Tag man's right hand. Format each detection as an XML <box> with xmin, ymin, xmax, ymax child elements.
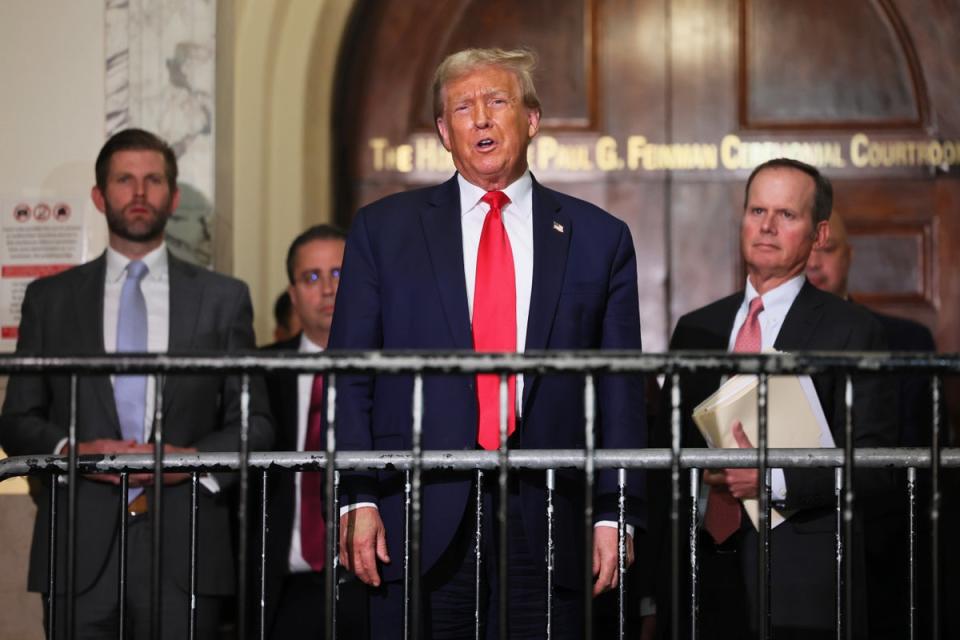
<box><xmin>339</xmin><ymin>506</ymin><xmax>390</xmax><ymax>587</ymax></box>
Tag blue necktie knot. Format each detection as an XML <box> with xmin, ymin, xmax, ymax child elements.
<box><xmin>126</xmin><ymin>259</ymin><xmax>148</xmax><ymax>282</ymax></box>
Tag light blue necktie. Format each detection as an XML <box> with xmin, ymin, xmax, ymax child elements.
<box><xmin>114</xmin><ymin>260</ymin><xmax>148</xmax><ymax>499</ymax></box>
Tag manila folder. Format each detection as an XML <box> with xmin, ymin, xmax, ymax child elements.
<box><xmin>692</xmin><ymin>374</ymin><xmax>832</xmax><ymax>530</ymax></box>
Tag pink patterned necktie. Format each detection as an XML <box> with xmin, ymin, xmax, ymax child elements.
<box><xmin>473</xmin><ymin>191</ymin><xmax>517</xmax><ymax>450</ymax></box>
<box><xmin>301</xmin><ymin>374</ymin><xmax>326</xmax><ymax>571</ymax></box>
<box><xmin>704</xmin><ymin>296</ymin><xmax>764</xmax><ymax>544</ymax></box>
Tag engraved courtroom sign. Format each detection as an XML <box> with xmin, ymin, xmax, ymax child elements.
<box><xmin>367</xmin><ymin>132</ymin><xmax>960</xmax><ymax>179</ymax></box>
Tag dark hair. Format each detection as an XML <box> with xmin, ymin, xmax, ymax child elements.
<box><xmin>95</xmin><ymin>128</ymin><xmax>178</xmax><ymax>192</ymax></box>
<box><xmin>273</xmin><ymin>291</ymin><xmax>295</xmax><ymax>330</ymax></box>
<box><xmin>743</xmin><ymin>158</ymin><xmax>833</xmax><ymax>225</ymax></box>
<box><xmin>285</xmin><ymin>224</ymin><xmax>348</xmax><ymax>284</ymax></box>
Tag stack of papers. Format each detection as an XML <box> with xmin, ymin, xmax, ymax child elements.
<box><xmin>692</xmin><ymin>374</ymin><xmax>834</xmax><ymax>529</ymax></box>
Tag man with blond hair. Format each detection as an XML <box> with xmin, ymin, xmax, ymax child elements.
<box><xmin>331</xmin><ymin>48</ymin><xmax>646</xmax><ymax>638</ymax></box>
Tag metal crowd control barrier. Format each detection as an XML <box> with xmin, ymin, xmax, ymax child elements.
<box><xmin>0</xmin><ymin>351</ymin><xmax>957</xmax><ymax>640</ymax></box>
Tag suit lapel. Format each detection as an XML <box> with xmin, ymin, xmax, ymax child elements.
<box><xmin>165</xmin><ymin>252</ymin><xmax>204</xmax><ymax>409</ymax></box>
<box><xmin>774</xmin><ymin>281</ymin><xmax>824</xmax><ymax>351</ymax></box>
<box><xmin>522</xmin><ymin>179</ymin><xmax>570</xmax><ymax>411</ymax></box>
<box><xmin>75</xmin><ymin>254</ymin><xmax>121</xmax><ymax>432</ymax></box>
<box><xmin>420</xmin><ymin>176</ymin><xmax>473</xmax><ymax>349</ymax></box>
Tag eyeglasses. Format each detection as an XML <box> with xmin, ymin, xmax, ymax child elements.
<box><xmin>296</xmin><ymin>268</ymin><xmax>341</xmax><ymax>287</ymax></box>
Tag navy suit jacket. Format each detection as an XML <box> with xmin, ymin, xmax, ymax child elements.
<box><xmin>329</xmin><ymin>174</ymin><xmax>646</xmax><ymax>588</ymax></box>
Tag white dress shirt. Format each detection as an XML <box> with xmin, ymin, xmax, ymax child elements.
<box><xmin>288</xmin><ymin>333</ymin><xmax>324</xmax><ymax>573</ymax></box>
<box><xmin>728</xmin><ymin>274</ymin><xmax>808</xmax><ymax>501</ymax></box>
<box><xmin>458</xmin><ymin>171</ymin><xmax>534</xmax><ymax>410</ymax></box>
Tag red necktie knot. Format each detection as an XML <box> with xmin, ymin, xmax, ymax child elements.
<box><xmin>481</xmin><ymin>190</ymin><xmax>510</xmax><ymax>215</ymax></box>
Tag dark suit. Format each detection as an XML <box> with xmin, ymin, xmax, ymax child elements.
<box><xmin>651</xmin><ymin>281</ymin><xmax>897</xmax><ymax>638</ymax></box>
<box><xmin>0</xmin><ymin>251</ymin><xmax>273</xmax><ymax>637</ymax></box>
<box><xmin>329</xmin><ymin>174</ymin><xmax>646</xmax><ymax>634</ymax></box>
<box><xmin>859</xmin><ymin>311</ymin><xmax>944</xmax><ymax>639</ymax></box>
<box><xmin>255</xmin><ymin>336</ymin><xmax>368</xmax><ymax>639</ymax></box>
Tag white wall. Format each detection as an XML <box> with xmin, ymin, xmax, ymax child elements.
<box><xmin>0</xmin><ymin>11</ymin><xmax>107</xmax><ymax>635</ymax></box>
<box><xmin>0</xmin><ymin>0</ymin><xmax>108</xmax><ymax>258</ymax></box>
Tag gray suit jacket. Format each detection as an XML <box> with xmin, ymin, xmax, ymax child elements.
<box><xmin>0</xmin><ymin>251</ymin><xmax>274</xmax><ymax>595</ymax></box>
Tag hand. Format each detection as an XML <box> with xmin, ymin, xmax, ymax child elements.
<box><xmin>340</xmin><ymin>507</ymin><xmax>390</xmax><ymax>587</ymax></box>
<box><xmin>62</xmin><ymin>439</ymin><xmax>148</xmax><ymax>485</ymax></box>
<box><xmin>704</xmin><ymin>421</ymin><xmax>760</xmax><ymax>499</ymax></box>
<box><xmin>592</xmin><ymin>527</ymin><xmax>634</xmax><ymax>596</ymax></box>
<box><xmin>130</xmin><ymin>444</ymin><xmax>198</xmax><ymax>486</ymax></box>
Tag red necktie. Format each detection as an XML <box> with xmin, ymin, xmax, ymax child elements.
<box><xmin>301</xmin><ymin>374</ymin><xmax>326</xmax><ymax>571</ymax></box>
<box><xmin>473</xmin><ymin>191</ymin><xmax>517</xmax><ymax>450</ymax></box>
<box><xmin>704</xmin><ymin>296</ymin><xmax>764</xmax><ymax>544</ymax></box>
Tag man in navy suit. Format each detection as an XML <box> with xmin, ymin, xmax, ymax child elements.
<box><xmin>330</xmin><ymin>48</ymin><xmax>646</xmax><ymax>638</ymax></box>
<box><xmin>651</xmin><ymin>159</ymin><xmax>897</xmax><ymax>639</ymax></box>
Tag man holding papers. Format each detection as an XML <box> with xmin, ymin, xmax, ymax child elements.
<box><xmin>652</xmin><ymin>158</ymin><xmax>897</xmax><ymax>639</ymax></box>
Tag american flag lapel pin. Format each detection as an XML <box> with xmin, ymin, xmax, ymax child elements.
<box><xmin>552</xmin><ymin>221</ymin><xmax>564</xmax><ymax>233</ymax></box>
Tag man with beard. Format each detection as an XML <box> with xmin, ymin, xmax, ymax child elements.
<box><xmin>0</xmin><ymin>128</ymin><xmax>274</xmax><ymax>639</ymax></box>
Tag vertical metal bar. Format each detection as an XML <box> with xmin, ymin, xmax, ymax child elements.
<box><xmin>756</xmin><ymin>374</ymin><xmax>771</xmax><ymax>640</ymax></box>
<box><xmin>236</xmin><ymin>374</ymin><xmax>251</xmax><ymax>640</ymax></box>
<box><xmin>688</xmin><ymin>467</ymin><xmax>699</xmax><ymax>640</ymax></box>
<box><xmin>258</xmin><ymin>470</ymin><xmax>268</xmax><ymax>640</ymax></box>
<box><xmin>546</xmin><ymin>468</ymin><xmax>555</xmax><ymax>640</ymax></box>
<box><xmin>333</xmin><ymin>470</ymin><xmax>341</xmax><ymax>627</ymax></box>
<box><xmin>325</xmin><ymin>373</ymin><xmax>339</xmax><ymax>640</ymax></box>
<box><xmin>475</xmin><ymin>469</ymin><xmax>484</xmax><ymax>640</ymax></box>
<box><xmin>930</xmin><ymin>376</ymin><xmax>941</xmax><ymax>640</ymax></box>
<box><xmin>498</xmin><ymin>373</ymin><xmax>510</xmax><ymax>640</ymax></box>
<box><xmin>842</xmin><ymin>375</ymin><xmax>854</xmax><ymax>640</ymax></box>
<box><xmin>668</xmin><ymin>373</ymin><xmax>682</xmax><ymax>640</ymax></box>
<box><xmin>583</xmin><ymin>374</ymin><xmax>596</xmax><ymax>638</ymax></box>
<box><xmin>118</xmin><ymin>474</ymin><xmax>130</xmax><ymax>640</ymax></box>
<box><xmin>403</xmin><ymin>467</ymin><xmax>411</xmax><ymax>640</ymax></box>
<box><xmin>66</xmin><ymin>374</ymin><xmax>78</xmax><ymax>640</ymax></box>
<box><xmin>410</xmin><ymin>374</ymin><xmax>424</xmax><ymax>640</ymax></box>
<box><xmin>907</xmin><ymin>466</ymin><xmax>917</xmax><ymax>640</ymax></box>
<box><xmin>834</xmin><ymin>467</ymin><xmax>843</xmax><ymax>640</ymax></box>
<box><xmin>48</xmin><ymin>471</ymin><xmax>58</xmax><ymax>639</ymax></box>
<box><xmin>152</xmin><ymin>374</ymin><xmax>165</xmax><ymax>640</ymax></box>
<box><xmin>617</xmin><ymin>467</ymin><xmax>627</xmax><ymax>640</ymax></box>
<box><xmin>188</xmin><ymin>472</ymin><xmax>199</xmax><ymax>640</ymax></box>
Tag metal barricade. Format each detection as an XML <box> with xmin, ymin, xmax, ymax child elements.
<box><xmin>0</xmin><ymin>350</ymin><xmax>957</xmax><ymax>640</ymax></box>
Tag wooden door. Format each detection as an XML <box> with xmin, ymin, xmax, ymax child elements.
<box><xmin>329</xmin><ymin>0</ymin><xmax>960</xmax><ymax>359</ymax></box>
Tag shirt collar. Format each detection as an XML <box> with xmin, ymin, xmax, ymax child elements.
<box><xmin>298</xmin><ymin>333</ymin><xmax>324</xmax><ymax>353</ymax></box>
<box><xmin>105</xmin><ymin>242</ymin><xmax>169</xmax><ymax>283</ymax></box>
<box><xmin>457</xmin><ymin>170</ymin><xmax>533</xmax><ymax>219</ymax></box>
<box><xmin>743</xmin><ymin>273</ymin><xmax>805</xmax><ymax>317</ymax></box>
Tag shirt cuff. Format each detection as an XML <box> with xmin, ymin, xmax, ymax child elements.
<box><xmin>640</xmin><ymin>596</ymin><xmax>656</xmax><ymax>617</ymax></box>
<box><xmin>595</xmin><ymin>520</ymin><xmax>635</xmax><ymax>539</ymax></box>
<box><xmin>200</xmin><ymin>474</ymin><xmax>220</xmax><ymax>494</ymax></box>
<box><xmin>770</xmin><ymin>468</ymin><xmax>787</xmax><ymax>502</ymax></box>
<box><xmin>340</xmin><ymin>502</ymin><xmax>378</xmax><ymax>517</ymax></box>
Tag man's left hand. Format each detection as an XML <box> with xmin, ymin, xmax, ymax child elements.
<box><xmin>723</xmin><ymin>420</ymin><xmax>759</xmax><ymax>499</ymax></box>
<box><xmin>129</xmin><ymin>444</ymin><xmax>198</xmax><ymax>486</ymax></box>
<box><xmin>592</xmin><ymin>527</ymin><xmax>634</xmax><ymax>596</ymax></box>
